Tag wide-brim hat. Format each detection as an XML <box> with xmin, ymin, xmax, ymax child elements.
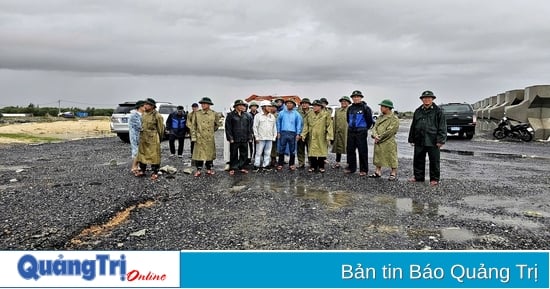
<box><xmin>379</xmin><ymin>99</ymin><xmax>394</xmax><ymax>109</ymax></box>
<box><xmin>420</xmin><ymin>90</ymin><xmax>436</xmax><ymax>99</ymax></box>
<box><xmin>312</xmin><ymin>100</ymin><xmax>323</xmax><ymax>106</ymax></box>
<box><xmin>351</xmin><ymin>90</ymin><xmax>364</xmax><ymax>98</ymax></box>
<box><xmin>233</xmin><ymin>99</ymin><xmax>246</xmax><ymax>108</ymax></box>
<box><xmin>199</xmin><ymin>97</ymin><xmax>214</xmax><ymax>105</ymax></box>
<box><xmin>285</xmin><ymin>99</ymin><xmax>297</xmax><ymax>106</ymax></box>
<box><xmin>249</xmin><ymin>101</ymin><xmax>259</xmax><ymax>108</ymax></box>
<box><xmin>135</xmin><ymin>100</ymin><xmax>146</xmax><ymax>108</ymax></box>
<box><xmin>259</xmin><ymin>100</ymin><xmax>271</xmax><ymax>107</ymax></box>
<box><xmin>320</xmin><ymin>98</ymin><xmax>329</xmax><ymax>105</ymax></box>
<box><xmin>339</xmin><ymin>96</ymin><xmax>351</xmax><ymax>103</ymax></box>
<box><xmin>300</xmin><ymin>98</ymin><xmax>311</xmax><ymax>105</ymax></box>
<box><xmin>144</xmin><ymin>98</ymin><xmax>156</xmax><ymax>107</ymax></box>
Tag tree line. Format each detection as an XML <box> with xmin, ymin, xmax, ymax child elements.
<box><xmin>0</xmin><ymin>103</ymin><xmax>114</xmax><ymax>117</ymax></box>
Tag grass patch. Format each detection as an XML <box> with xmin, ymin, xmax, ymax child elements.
<box><xmin>0</xmin><ymin>133</ymin><xmax>62</xmax><ymax>143</ymax></box>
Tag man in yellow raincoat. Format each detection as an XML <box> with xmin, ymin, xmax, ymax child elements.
<box><xmin>189</xmin><ymin>97</ymin><xmax>221</xmax><ymax>177</ymax></box>
<box><xmin>136</xmin><ymin>98</ymin><xmax>165</xmax><ymax>180</ymax></box>
<box><xmin>301</xmin><ymin>100</ymin><xmax>333</xmax><ymax>173</ymax></box>
<box><xmin>331</xmin><ymin>96</ymin><xmax>350</xmax><ymax>168</ymax></box>
<box><xmin>370</xmin><ymin>99</ymin><xmax>399</xmax><ymax>180</ymax></box>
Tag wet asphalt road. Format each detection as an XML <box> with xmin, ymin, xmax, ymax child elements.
<box><xmin>0</xmin><ymin>120</ymin><xmax>549</xmax><ymax>250</ymax></box>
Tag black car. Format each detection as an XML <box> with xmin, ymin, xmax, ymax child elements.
<box><xmin>440</xmin><ymin>103</ymin><xmax>476</xmax><ymax>139</ymax></box>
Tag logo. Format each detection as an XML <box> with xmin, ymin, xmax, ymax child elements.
<box><xmin>18</xmin><ymin>254</ymin><xmax>167</xmax><ymax>282</ymax></box>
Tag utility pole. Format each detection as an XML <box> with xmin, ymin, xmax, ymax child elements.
<box><xmin>58</xmin><ymin>100</ymin><xmax>61</xmax><ymax>115</ymax></box>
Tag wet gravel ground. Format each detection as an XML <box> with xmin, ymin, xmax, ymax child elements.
<box><xmin>1</xmin><ymin>120</ymin><xmax>549</xmax><ymax>250</ymax></box>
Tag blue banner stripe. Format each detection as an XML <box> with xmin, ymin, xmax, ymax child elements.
<box><xmin>180</xmin><ymin>251</ymin><xmax>549</xmax><ymax>288</ymax></box>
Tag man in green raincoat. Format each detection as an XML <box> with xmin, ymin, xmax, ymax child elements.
<box><xmin>189</xmin><ymin>97</ymin><xmax>221</xmax><ymax>176</ymax></box>
<box><xmin>331</xmin><ymin>96</ymin><xmax>350</xmax><ymax>168</ymax></box>
<box><xmin>136</xmin><ymin>98</ymin><xmax>165</xmax><ymax>180</ymax></box>
<box><xmin>297</xmin><ymin>98</ymin><xmax>312</xmax><ymax>168</ymax></box>
<box><xmin>408</xmin><ymin>90</ymin><xmax>447</xmax><ymax>186</ymax></box>
<box><xmin>301</xmin><ymin>100</ymin><xmax>333</xmax><ymax>173</ymax></box>
<box><xmin>370</xmin><ymin>99</ymin><xmax>399</xmax><ymax>180</ymax></box>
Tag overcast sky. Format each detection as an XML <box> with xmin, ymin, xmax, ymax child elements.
<box><xmin>1</xmin><ymin>0</ymin><xmax>549</xmax><ymax>111</ymax></box>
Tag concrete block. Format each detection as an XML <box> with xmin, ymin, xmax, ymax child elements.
<box><xmin>488</xmin><ymin>93</ymin><xmax>506</xmax><ymax>120</ymax></box>
<box><xmin>504</xmin><ymin>89</ymin><xmax>527</xmax><ymax>122</ymax></box>
<box><xmin>482</xmin><ymin>95</ymin><xmax>497</xmax><ymax>119</ymax></box>
<box><xmin>525</xmin><ymin>85</ymin><xmax>550</xmax><ymax>139</ymax></box>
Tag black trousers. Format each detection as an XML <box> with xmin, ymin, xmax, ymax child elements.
<box><xmin>195</xmin><ymin>160</ymin><xmax>213</xmax><ymax>170</ymax></box>
<box><xmin>169</xmin><ymin>134</ymin><xmax>185</xmax><ymax>155</ymax></box>
<box><xmin>139</xmin><ymin>163</ymin><xmax>160</xmax><ymax>174</ymax></box>
<box><xmin>309</xmin><ymin>157</ymin><xmax>326</xmax><ymax>170</ymax></box>
<box><xmin>230</xmin><ymin>142</ymin><xmax>249</xmax><ymax>170</ymax></box>
<box><xmin>413</xmin><ymin>145</ymin><xmax>441</xmax><ymax>181</ymax></box>
<box><xmin>346</xmin><ymin>130</ymin><xmax>369</xmax><ymax>173</ymax></box>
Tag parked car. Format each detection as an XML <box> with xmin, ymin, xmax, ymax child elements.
<box><xmin>110</xmin><ymin>101</ymin><xmax>177</xmax><ymax>143</ymax></box>
<box><xmin>440</xmin><ymin>102</ymin><xmax>476</xmax><ymax>139</ymax></box>
<box><xmin>58</xmin><ymin>111</ymin><xmax>75</xmax><ymax>118</ymax></box>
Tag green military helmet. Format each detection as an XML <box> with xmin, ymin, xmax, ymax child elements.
<box><xmin>312</xmin><ymin>99</ymin><xmax>323</xmax><ymax>106</ymax></box>
<box><xmin>351</xmin><ymin>90</ymin><xmax>364</xmax><ymax>98</ymax></box>
<box><xmin>339</xmin><ymin>96</ymin><xmax>351</xmax><ymax>103</ymax></box>
<box><xmin>248</xmin><ymin>101</ymin><xmax>259</xmax><ymax>108</ymax></box>
<box><xmin>420</xmin><ymin>90</ymin><xmax>436</xmax><ymax>99</ymax></box>
<box><xmin>144</xmin><ymin>98</ymin><xmax>156</xmax><ymax>106</ymax></box>
<box><xmin>199</xmin><ymin>97</ymin><xmax>214</xmax><ymax>105</ymax></box>
<box><xmin>300</xmin><ymin>98</ymin><xmax>312</xmax><ymax>105</ymax></box>
<box><xmin>378</xmin><ymin>99</ymin><xmax>394</xmax><ymax>109</ymax></box>
<box><xmin>233</xmin><ymin>99</ymin><xmax>246</xmax><ymax>107</ymax></box>
<box><xmin>135</xmin><ymin>100</ymin><xmax>146</xmax><ymax>108</ymax></box>
<box><xmin>319</xmin><ymin>98</ymin><xmax>329</xmax><ymax>105</ymax></box>
<box><xmin>271</xmin><ymin>100</ymin><xmax>278</xmax><ymax>106</ymax></box>
<box><xmin>285</xmin><ymin>99</ymin><xmax>297</xmax><ymax>106</ymax></box>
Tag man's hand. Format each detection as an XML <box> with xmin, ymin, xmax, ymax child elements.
<box><xmin>436</xmin><ymin>143</ymin><xmax>444</xmax><ymax>148</ymax></box>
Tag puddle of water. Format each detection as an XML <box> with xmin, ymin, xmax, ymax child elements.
<box><xmin>69</xmin><ymin>200</ymin><xmax>156</xmax><ymax>246</ymax></box>
<box><xmin>392</xmin><ymin>197</ymin><xmax>439</xmax><ymax>216</ymax></box>
<box><xmin>439</xmin><ymin>206</ymin><xmax>542</xmax><ymax>230</ymax></box>
<box><xmin>295</xmin><ymin>185</ymin><xmax>351</xmax><ymax>209</ymax></box>
<box><xmin>0</xmin><ymin>165</ymin><xmax>30</xmax><ymax>172</ymax></box>
<box><xmin>407</xmin><ymin>227</ymin><xmax>477</xmax><ymax>242</ymax></box>
<box><xmin>440</xmin><ymin>227</ymin><xmax>477</xmax><ymax>242</ymax></box>
<box><xmin>441</xmin><ymin>149</ymin><xmax>526</xmax><ymax>159</ymax></box>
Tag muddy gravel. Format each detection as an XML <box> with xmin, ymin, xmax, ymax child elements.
<box><xmin>1</xmin><ymin>120</ymin><xmax>549</xmax><ymax>250</ymax></box>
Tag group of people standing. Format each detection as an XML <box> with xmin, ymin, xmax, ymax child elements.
<box><xmin>129</xmin><ymin>89</ymin><xmax>447</xmax><ymax>186</ymax></box>
<box><xmin>221</xmin><ymin>90</ymin><xmax>403</xmax><ymax>179</ymax></box>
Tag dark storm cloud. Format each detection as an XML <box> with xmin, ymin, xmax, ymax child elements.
<box><xmin>1</xmin><ymin>0</ymin><xmax>549</xmax><ymax>109</ymax></box>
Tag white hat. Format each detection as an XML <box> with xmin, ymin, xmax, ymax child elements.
<box><xmin>260</xmin><ymin>100</ymin><xmax>271</xmax><ymax>107</ymax></box>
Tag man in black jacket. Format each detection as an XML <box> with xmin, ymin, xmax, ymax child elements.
<box><xmin>166</xmin><ymin>106</ymin><xmax>187</xmax><ymax>158</ymax></box>
<box><xmin>408</xmin><ymin>90</ymin><xmax>447</xmax><ymax>186</ymax></box>
<box><xmin>345</xmin><ymin>90</ymin><xmax>373</xmax><ymax>176</ymax></box>
<box><xmin>225</xmin><ymin>99</ymin><xmax>253</xmax><ymax>175</ymax></box>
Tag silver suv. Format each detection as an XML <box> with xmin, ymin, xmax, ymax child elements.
<box><xmin>110</xmin><ymin>101</ymin><xmax>177</xmax><ymax>142</ymax></box>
